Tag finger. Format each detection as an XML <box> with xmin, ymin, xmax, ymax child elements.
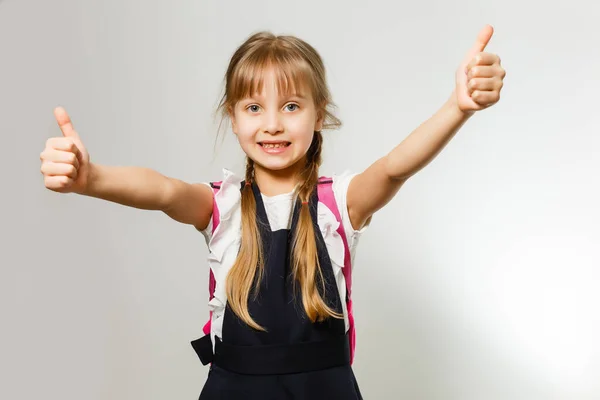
<box><xmin>467</xmin><ymin>78</ymin><xmax>502</xmax><ymax>95</ymax></box>
<box><xmin>467</xmin><ymin>65</ymin><xmax>504</xmax><ymax>79</ymax></box>
<box><xmin>41</xmin><ymin>161</ymin><xmax>78</xmax><ymax>179</ymax></box>
<box><xmin>471</xmin><ymin>90</ymin><xmax>500</xmax><ymax>105</ymax></box>
<box><xmin>45</xmin><ymin>137</ymin><xmax>83</xmax><ymax>162</ymax></box>
<box><xmin>40</xmin><ymin>149</ymin><xmax>80</xmax><ymax>171</ymax></box>
<box><xmin>466</xmin><ymin>53</ymin><xmax>500</xmax><ymax>72</ymax></box>
<box><xmin>44</xmin><ymin>175</ymin><xmax>73</xmax><ymax>192</ymax></box>
<box><xmin>54</xmin><ymin>107</ymin><xmax>81</xmax><ymax>140</ymax></box>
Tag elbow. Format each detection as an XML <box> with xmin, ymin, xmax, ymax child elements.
<box><xmin>384</xmin><ymin>155</ymin><xmax>416</xmax><ymax>181</ymax></box>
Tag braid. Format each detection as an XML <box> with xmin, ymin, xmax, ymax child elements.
<box><xmin>225</xmin><ymin>156</ymin><xmax>266</xmax><ymax>331</ymax></box>
<box><xmin>245</xmin><ymin>157</ymin><xmax>255</xmax><ymax>184</ymax></box>
<box><xmin>291</xmin><ymin>131</ymin><xmax>343</xmax><ymax>322</ymax></box>
<box><xmin>296</xmin><ymin>131</ymin><xmax>322</xmax><ymax>203</ymax></box>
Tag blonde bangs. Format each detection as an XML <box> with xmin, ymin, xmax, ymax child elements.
<box><xmin>229</xmin><ymin>49</ymin><xmax>315</xmax><ymax>104</ymax></box>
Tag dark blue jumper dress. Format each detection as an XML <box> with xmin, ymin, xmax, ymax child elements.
<box><xmin>197</xmin><ymin>181</ymin><xmax>363</xmax><ymax>399</ymax></box>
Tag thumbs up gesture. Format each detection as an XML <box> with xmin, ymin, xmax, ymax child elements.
<box><xmin>40</xmin><ymin>107</ymin><xmax>91</xmax><ymax>194</ymax></box>
<box><xmin>455</xmin><ymin>25</ymin><xmax>506</xmax><ymax>112</ymax></box>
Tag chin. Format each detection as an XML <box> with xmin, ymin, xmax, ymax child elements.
<box><xmin>251</xmin><ymin>154</ymin><xmax>304</xmax><ymax>173</ymax></box>
<box><xmin>255</xmin><ymin>159</ymin><xmax>297</xmax><ymax>171</ymax></box>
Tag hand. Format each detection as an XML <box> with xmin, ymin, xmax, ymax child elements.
<box><xmin>455</xmin><ymin>25</ymin><xmax>506</xmax><ymax>113</ymax></box>
<box><xmin>40</xmin><ymin>107</ymin><xmax>91</xmax><ymax>194</ymax></box>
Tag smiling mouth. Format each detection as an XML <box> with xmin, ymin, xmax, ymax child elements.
<box><xmin>258</xmin><ymin>142</ymin><xmax>291</xmax><ymax>148</ymax></box>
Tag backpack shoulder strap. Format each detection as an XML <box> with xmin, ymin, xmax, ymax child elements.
<box><xmin>202</xmin><ymin>181</ymin><xmax>222</xmax><ymax>336</ymax></box>
<box><xmin>209</xmin><ymin>181</ymin><xmax>222</xmax><ymax>234</ymax></box>
<box><xmin>317</xmin><ymin>177</ymin><xmax>352</xmax><ymax>294</ymax></box>
<box><xmin>193</xmin><ymin>180</ymin><xmax>224</xmax><ymax>366</ymax></box>
<box><xmin>317</xmin><ymin>176</ymin><xmax>357</xmax><ymax>364</ymax></box>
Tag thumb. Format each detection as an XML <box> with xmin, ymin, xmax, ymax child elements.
<box><xmin>53</xmin><ymin>106</ymin><xmax>86</xmax><ymax>162</ymax></box>
<box><xmin>464</xmin><ymin>25</ymin><xmax>494</xmax><ymax>61</ymax></box>
<box><xmin>54</xmin><ymin>106</ymin><xmax>81</xmax><ymax>140</ymax></box>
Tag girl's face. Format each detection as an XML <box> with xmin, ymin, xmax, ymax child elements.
<box><xmin>230</xmin><ymin>68</ymin><xmax>323</xmax><ymax>177</ymax></box>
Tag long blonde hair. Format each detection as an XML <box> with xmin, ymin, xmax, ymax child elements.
<box><xmin>217</xmin><ymin>32</ymin><xmax>342</xmax><ymax>331</ymax></box>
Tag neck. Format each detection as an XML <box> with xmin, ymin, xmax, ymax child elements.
<box><xmin>252</xmin><ymin>158</ymin><xmax>308</xmax><ymax>196</ymax></box>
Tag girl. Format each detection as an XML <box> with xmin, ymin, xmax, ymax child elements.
<box><xmin>40</xmin><ymin>27</ymin><xmax>505</xmax><ymax>399</ymax></box>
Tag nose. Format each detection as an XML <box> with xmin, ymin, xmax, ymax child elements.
<box><xmin>263</xmin><ymin>109</ymin><xmax>283</xmax><ymax>135</ymax></box>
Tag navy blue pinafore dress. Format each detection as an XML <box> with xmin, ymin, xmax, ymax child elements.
<box><xmin>197</xmin><ymin>181</ymin><xmax>363</xmax><ymax>399</ymax></box>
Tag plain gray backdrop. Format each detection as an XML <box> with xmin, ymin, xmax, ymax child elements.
<box><xmin>2</xmin><ymin>0</ymin><xmax>599</xmax><ymax>398</ymax></box>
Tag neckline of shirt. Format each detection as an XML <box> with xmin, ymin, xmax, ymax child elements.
<box><xmin>260</xmin><ymin>191</ymin><xmax>295</xmax><ymax>202</ymax></box>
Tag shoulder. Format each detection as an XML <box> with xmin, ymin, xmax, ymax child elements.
<box><xmin>320</xmin><ymin>171</ymin><xmax>371</xmax><ymax>247</ymax></box>
<box><xmin>198</xmin><ymin>168</ymin><xmax>244</xmax><ymax>241</ymax></box>
<box><xmin>319</xmin><ymin>170</ymin><xmax>358</xmax><ymax>212</ymax></box>
<box><xmin>330</xmin><ymin>171</ymin><xmax>358</xmax><ymax>199</ymax></box>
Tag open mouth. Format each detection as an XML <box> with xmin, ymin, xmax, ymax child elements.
<box><xmin>258</xmin><ymin>142</ymin><xmax>291</xmax><ymax>149</ymax></box>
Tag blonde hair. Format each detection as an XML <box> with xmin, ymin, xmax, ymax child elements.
<box><xmin>216</xmin><ymin>32</ymin><xmax>343</xmax><ymax>330</ymax></box>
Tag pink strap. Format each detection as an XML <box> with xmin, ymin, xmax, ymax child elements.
<box><xmin>202</xmin><ymin>181</ymin><xmax>222</xmax><ymax>336</ymax></box>
<box><xmin>317</xmin><ymin>177</ymin><xmax>356</xmax><ymax>364</ymax></box>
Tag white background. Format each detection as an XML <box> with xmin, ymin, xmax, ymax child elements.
<box><xmin>2</xmin><ymin>0</ymin><xmax>599</xmax><ymax>398</ymax></box>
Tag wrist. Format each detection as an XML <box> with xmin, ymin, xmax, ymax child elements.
<box><xmin>82</xmin><ymin>162</ymin><xmax>100</xmax><ymax>197</ymax></box>
<box><xmin>447</xmin><ymin>90</ymin><xmax>475</xmax><ymax>120</ymax></box>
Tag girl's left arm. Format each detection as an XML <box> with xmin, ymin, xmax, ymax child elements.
<box><xmin>347</xmin><ymin>25</ymin><xmax>506</xmax><ymax>230</ymax></box>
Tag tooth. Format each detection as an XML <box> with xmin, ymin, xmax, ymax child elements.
<box><xmin>262</xmin><ymin>143</ymin><xmax>288</xmax><ymax>148</ymax></box>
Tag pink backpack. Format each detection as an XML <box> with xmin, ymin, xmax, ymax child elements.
<box><xmin>201</xmin><ymin>177</ymin><xmax>357</xmax><ymax>364</ymax></box>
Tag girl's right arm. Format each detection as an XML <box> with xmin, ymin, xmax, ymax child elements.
<box><xmin>41</xmin><ymin>107</ymin><xmax>213</xmax><ymax>231</ymax></box>
<box><xmin>85</xmin><ymin>164</ymin><xmax>214</xmax><ymax>231</ymax></box>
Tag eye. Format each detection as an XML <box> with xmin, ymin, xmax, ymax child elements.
<box><xmin>246</xmin><ymin>104</ymin><xmax>260</xmax><ymax>113</ymax></box>
<box><xmin>285</xmin><ymin>103</ymin><xmax>299</xmax><ymax>112</ymax></box>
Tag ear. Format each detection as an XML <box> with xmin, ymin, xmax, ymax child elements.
<box><xmin>314</xmin><ymin>110</ymin><xmax>324</xmax><ymax>132</ymax></box>
<box><xmin>228</xmin><ymin>106</ymin><xmax>238</xmax><ymax>135</ymax></box>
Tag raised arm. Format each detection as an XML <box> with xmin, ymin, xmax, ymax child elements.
<box><xmin>347</xmin><ymin>25</ymin><xmax>506</xmax><ymax>230</ymax></box>
<box><xmin>84</xmin><ymin>164</ymin><xmax>213</xmax><ymax>231</ymax></box>
<box><xmin>41</xmin><ymin>107</ymin><xmax>213</xmax><ymax>231</ymax></box>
